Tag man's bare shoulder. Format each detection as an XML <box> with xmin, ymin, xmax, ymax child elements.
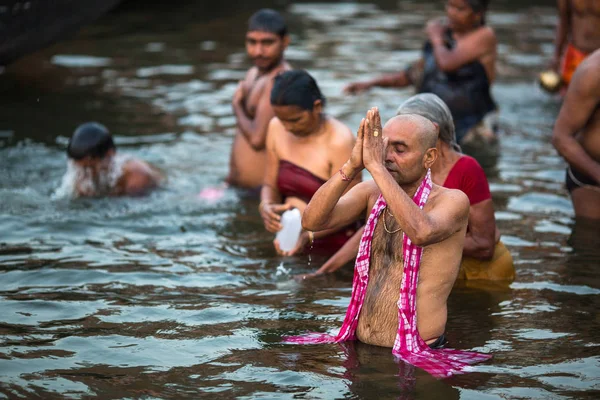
<box><xmin>572</xmin><ymin>50</ymin><xmax>600</xmax><ymax>94</ymax></box>
<box><xmin>427</xmin><ymin>184</ymin><xmax>470</xmax><ymax>214</ymax></box>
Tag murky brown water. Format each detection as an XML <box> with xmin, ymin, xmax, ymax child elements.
<box><xmin>1</xmin><ymin>1</ymin><xmax>599</xmax><ymax>398</ymax></box>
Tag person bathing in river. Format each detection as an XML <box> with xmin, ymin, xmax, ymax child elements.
<box><xmin>60</xmin><ymin>122</ymin><xmax>163</xmax><ymax>197</ymax></box>
<box><xmin>344</xmin><ymin>0</ymin><xmax>498</xmax><ymax>165</ymax></box>
<box><xmin>226</xmin><ymin>9</ymin><xmax>292</xmax><ymax>190</ymax></box>
<box><xmin>551</xmin><ymin>0</ymin><xmax>600</xmax><ymax>88</ymax></box>
<box><xmin>286</xmin><ymin>107</ymin><xmax>490</xmax><ymax>377</ymax></box>
<box><xmin>259</xmin><ymin>70</ymin><xmax>361</xmax><ymax>256</ymax></box>
<box><xmin>552</xmin><ymin>49</ymin><xmax>600</xmax><ymax>220</ymax></box>
<box><xmin>299</xmin><ymin>94</ymin><xmax>514</xmax><ymax>281</ymax></box>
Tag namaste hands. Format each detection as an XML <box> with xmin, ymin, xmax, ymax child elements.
<box><xmin>347</xmin><ymin>107</ymin><xmax>389</xmax><ymax>175</ymax></box>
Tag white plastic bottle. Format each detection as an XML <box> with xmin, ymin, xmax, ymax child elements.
<box><xmin>276</xmin><ymin>208</ymin><xmax>303</xmax><ymax>253</ymax></box>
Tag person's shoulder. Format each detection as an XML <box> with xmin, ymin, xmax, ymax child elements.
<box><xmin>121</xmin><ymin>158</ymin><xmax>161</xmax><ymax>195</ymax></box>
<box><xmin>327</xmin><ymin>117</ymin><xmax>354</xmax><ymax>146</ymax></box>
<box><xmin>474</xmin><ymin>25</ymin><xmax>497</xmax><ymax>47</ymax></box>
<box><xmin>430</xmin><ymin>184</ymin><xmax>470</xmax><ymax>211</ymax></box>
<box><xmin>267</xmin><ymin>117</ymin><xmax>286</xmax><ymax>143</ymax></box>
<box><xmin>458</xmin><ymin>155</ymin><xmax>486</xmax><ymax>175</ymax></box>
<box><xmin>570</xmin><ymin>50</ymin><xmax>600</xmax><ymax>96</ymax></box>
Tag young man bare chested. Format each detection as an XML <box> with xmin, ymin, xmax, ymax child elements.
<box><xmin>302</xmin><ymin>108</ymin><xmax>469</xmax><ymax>346</ymax></box>
<box><xmin>552</xmin><ymin>49</ymin><xmax>600</xmax><ymax>220</ymax></box>
<box><xmin>227</xmin><ymin>9</ymin><xmax>291</xmax><ymax>189</ymax></box>
<box><xmin>552</xmin><ymin>0</ymin><xmax>600</xmax><ymax>86</ymax></box>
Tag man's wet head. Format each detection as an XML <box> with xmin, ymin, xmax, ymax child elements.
<box><xmin>382</xmin><ymin>114</ymin><xmax>439</xmax><ymax>185</ymax></box>
<box><xmin>246</xmin><ymin>9</ymin><xmax>289</xmax><ymax>72</ymax></box>
<box><xmin>67</xmin><ymin>122</ymin><xmax>116</xmax><ymax>170</ymax></box>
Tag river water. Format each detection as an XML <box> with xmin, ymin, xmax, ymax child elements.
<box><xmin>1</xmin><ymin>1</ymin><xmax>599</xmax><ymax>398</ymax></box>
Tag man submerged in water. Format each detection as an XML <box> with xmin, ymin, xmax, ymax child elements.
<box><xmin>302</xmin><ymin>108</ymin><xmax>469</xmax><ymax>348</ymax></box>
<box><xmin>552</xmin><ymin>49</ymin><xmax>600</xmax><ymax>220</ymax></box>
<box><xmin>227</xmin><ymin>9</ymin><xmax>292</xmax><ymax>189</ymax></box>
<box><xmin>552</xmin><ymin>0</ymin><xmax>600</xmax><ymax>87</ymax></box>
<box><xmin>62</xmin><ymin>122</ymin><xmax>163</xmax><ymax>197</ymax></box>
<box><xmin>288</xmin><ymin>108</ymin><xmax>490</xmax><ymax>377</ymax></box>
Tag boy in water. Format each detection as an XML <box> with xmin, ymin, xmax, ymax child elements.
<box><xmin>63</xmin><ymin>122</ymin><xmax>163</xmax><ymax>197</ymax></box>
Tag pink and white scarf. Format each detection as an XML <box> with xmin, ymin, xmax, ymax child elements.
<box><xmin>285</xmin><ymin>170</ymin><xmax>491</xmax><ymax>378</ymax></box>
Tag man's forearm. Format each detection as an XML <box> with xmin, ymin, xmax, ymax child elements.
<box><xmin>553</xmin><ymin>135</ymin><xmax>600</xmax><ymax>183</ymax></box>
<box><xmin>302</xmin><ymin>162</ymin><xmax>360</xmax><ymax>231</ymax></box>
<box><xmin>233</xmin><ymin>102</ymin><xmax>263</xmax><ymax>149</ymax></box>
<box><xmin>463</xmin><ymin>233</ymin><xmax>495</xmax><ymax>260</ymax></box>
<box><xmin>368</xmin><ymin>71</ymin><xmax>410</xmax><ymax>88</ymax></box>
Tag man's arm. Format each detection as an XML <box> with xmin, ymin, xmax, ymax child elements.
<box><xmin>260</xmin><ymin>119</ymin><xmax>290</xmax><ymax>233</ymax></box>
<box><xmin>303</xmin><ymin>119</ymin><xmax>373</xmax><ymax>231</ymax></box>
<box><xmin>427</xmin><ymin>20</ymin><xmax>496</xmax><ymax>72</ymax></box>
<box><xmin>552</xmin><ymin>57</ymin><xmax>600</xmax><ymax>184</ymax></box>
<box><xmin>343</xmin><ymin>62</ymin><xmax>419</xmax><ymax>94</ymax></box>
<box><xmin>463</xmin><ymin>199</ymin><xmax>496</xmax><ymax>260</ymax></box>
<box><xmin>371</xmin><ymin>168</ymin><xmax>469</xmax><ymax>247</ymax></box>
<box><xmin>232</xmin><ymin>80</ymin><xmax>276</xmax><ymax>151</ymax></box>
<box><xmin>552</xmin><ymin>0</ymin><xmax>570</xmax><ymax>71</ymax></box>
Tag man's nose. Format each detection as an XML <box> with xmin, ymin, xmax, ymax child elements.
<box><xmin>384</xmin><ymin>147</ymin><xmax>394</xmax><ymax>163</ymax></box>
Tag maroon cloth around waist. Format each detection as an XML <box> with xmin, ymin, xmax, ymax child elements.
<box><xmin>276</xmin><ymin>159</ymin><xmax>359</xmax><ymax>254</ymax></box>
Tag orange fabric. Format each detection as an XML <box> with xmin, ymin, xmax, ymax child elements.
<box><xmin>560</xmin><ymin>43</ymin><xmax>589</xmax><ymax>85</ymax></box>
<box><xmin>458</xmin><ymin>241</ymin><xmax>515</xmax><ymax>281</ymax></box>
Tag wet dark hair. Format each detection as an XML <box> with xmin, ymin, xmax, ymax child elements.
<box><xmin>466</xmin><ymin>0</ymin><xmax>490</xmax><ymax>24</ymax></box>
<box><xmin>248</xmin><ymin>9</ymin><xmax>287</xmax><ymax>37</ymax></box>
<box><xmin>271</xmin><ymin>70</ymin><xmax>326</xmax><ymax>111</ymax></box>
<box><xmin>67</xmin><ymin>122</ymin><xmax>115</xmax><ymax>160</ymax></box>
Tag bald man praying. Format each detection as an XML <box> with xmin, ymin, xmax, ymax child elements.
<box><xmin>296</xmin><ymin>107</ymin><xmax>473</xmax><ymax>356</ymax></box>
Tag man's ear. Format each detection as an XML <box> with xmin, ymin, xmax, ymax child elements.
<box><xmin>282</xmin><ymin>35</ymin><xmax>290</xmax><ymax>48</ymax></box>
<box><xmin>423</xmin><ymin>147</ymin><xmax>438</xmax><ymax>169</ymax></box>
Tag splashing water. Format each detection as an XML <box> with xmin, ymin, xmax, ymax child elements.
<box><xmin>52</xmin><ymin>154</ymin><xmax>129</xmax><ymax>199</ymax></box>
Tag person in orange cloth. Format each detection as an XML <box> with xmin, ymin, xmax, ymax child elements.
<box><xmin>552</xmin><ymin>0</ymin><xmax>600</xmax><ymax>86</ymax></box>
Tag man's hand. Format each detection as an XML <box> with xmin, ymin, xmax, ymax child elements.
<box><xmin>343</xmin><ymin>81</ymin><xmax>372</xmax><ymax>95</ymax></box>
<box><xmin>346</xmin><ymin>118</ymin><xmax>366</xmax><ymax>174</ymax></box>
<box><xmin>425</xmin><ymin>18</ymin><xmax>446</xmax><ymax>40</ymax></box>
<box><xmin>362</xmin><ymin>107</ymin><xmax>388</xmax><ymax>172</ymax></box>
<box><xmin>260</xmin><ymin>202</ymin><xmax>292</xmax><ymax>233</ymax></box>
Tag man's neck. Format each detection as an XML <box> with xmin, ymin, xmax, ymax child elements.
<box><xmin>257</xmin><ymin>58</ymin><xmax>285</xmax><ymax>76</ymax></box>
<box><xmin>399</xmin><ymin>177</ymin><xmax>425</xmax><ymax>199</ymax></box>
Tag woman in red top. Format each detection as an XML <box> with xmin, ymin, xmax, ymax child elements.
<box><xmin>259</xmin><ymin>70</ymin><xmax>361</xmax><ymax>256</ymax></box>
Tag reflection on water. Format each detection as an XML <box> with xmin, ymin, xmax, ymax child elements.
<box><xmin>1</xmin><ymin>0</ymin><xmax>599</xmax><ymax>398</ymax></box>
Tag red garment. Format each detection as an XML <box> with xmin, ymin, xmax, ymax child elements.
<box><xmin>277</xmin><ymin>160</ymin><xmax>358</xmax><ymax>254</ymax></box>
<box><xmin>561</xmin><ymin>43</ymin><xmax>588</xmax><ymax>86</ymax></box>
<box><xmin>443</xmin><ymin>155</ymin><xmax>491</xmax><ymax>206</ymax></box>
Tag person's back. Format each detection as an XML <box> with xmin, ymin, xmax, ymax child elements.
<box><xmin>64</xmin><ymin>122</ymin><xmax>163</xmax><ymax>198</ymax></box>
<box><xmin>552</xmin><ymin>49</ymin><xmax>600</xmax><ymax>220</ymax></box>
<box><xmin>227</xmin><ymin>9</ymin><xmax>291</xmax><ymax>189</ymax></box>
